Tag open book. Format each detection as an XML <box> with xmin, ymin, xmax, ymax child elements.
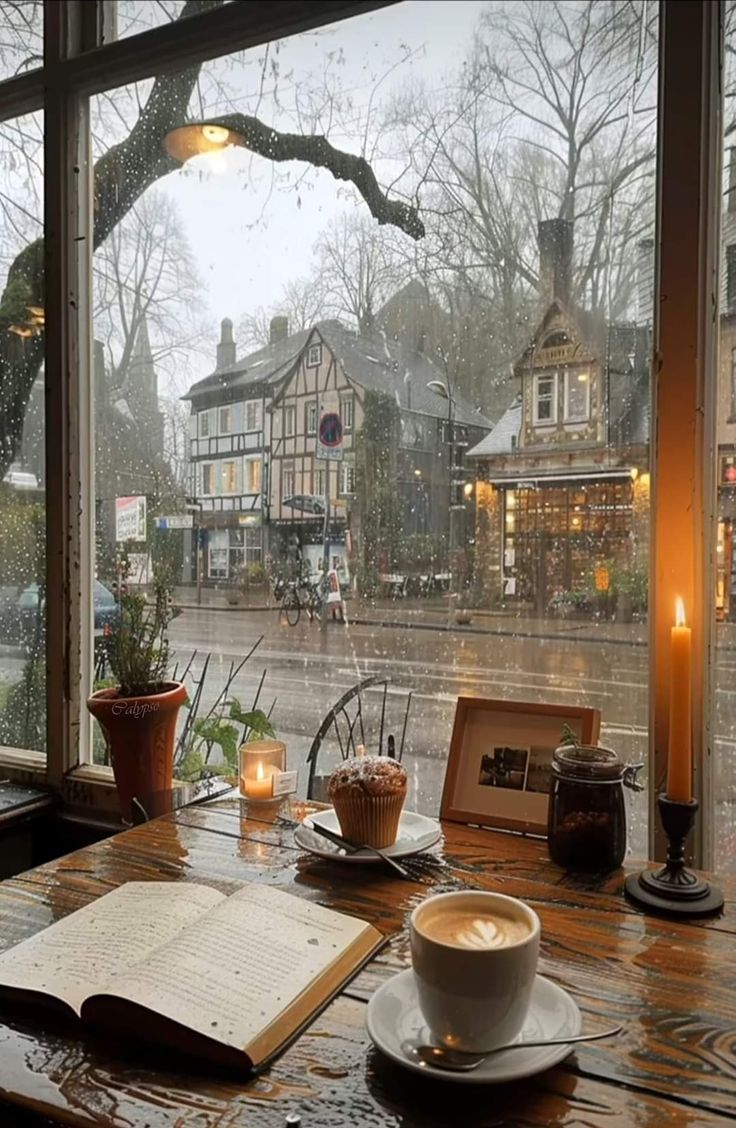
<box><xmin>0</xmin><ymin>882</ymin><xmax>384</xmax><ymax>1072</ymax></box>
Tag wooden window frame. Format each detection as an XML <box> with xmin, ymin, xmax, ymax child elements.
<box><xmin>0</xmin><ymin>1</ymin><xmax>724</xmax><ymax>854</ymax></box>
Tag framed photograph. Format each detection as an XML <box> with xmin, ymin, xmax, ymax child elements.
<box><xmin>440</xmin><ymin>698</ymin><xmax>601</xmax><ymax>836</ymax></box>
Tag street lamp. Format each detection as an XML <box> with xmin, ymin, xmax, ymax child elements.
<box><xmin>163</xmin><ymin>121</ymin><xmax>248</xmax><ymax>164</ymax></box>
<box><xmin>426</xmin><ymin>377</ymin><xmax>465</xmax><ymax>591</ymax></box>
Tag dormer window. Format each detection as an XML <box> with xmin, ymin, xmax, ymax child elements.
<box><xmin>307</xmin><ymin>343</ymin><xmax>322</xmax><ymax>368</ymax></box>
<box><xmin>564</xmin><ymin>369</ymin><xmax>590</xmax><ymax>422</ymax></box>
<box><xmin>533</xmin><ymin>373</ymin><xmax>557</xmax><ymax>425</ymax></box>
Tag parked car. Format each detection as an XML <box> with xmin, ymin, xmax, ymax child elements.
<box><xmin>2</xmin><ymin>580</ymin><xmax>119</xmax><ymax>647</ymax></box>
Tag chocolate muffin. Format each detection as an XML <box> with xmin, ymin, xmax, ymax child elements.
<box><xmin>327</xmin><ymin>756</ymin><xmax>408</xmax><ymax>848</ymax></box>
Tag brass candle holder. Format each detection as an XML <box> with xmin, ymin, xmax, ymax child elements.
<box><xmin>624</xmin><ymin>795</ymin><xmax>723</xmax><ymax>917</ymax></box>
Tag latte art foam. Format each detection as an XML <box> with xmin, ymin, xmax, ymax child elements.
<box><xmin>421</xmin><ymin>908</ymin><xmax>531</xmax><ymax>950</ymax></box>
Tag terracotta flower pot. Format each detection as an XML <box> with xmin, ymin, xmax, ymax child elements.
<box><xmin>87</xmin><ymin>681</ymin><xmax>187</xmax><ymax>823</ymax></box>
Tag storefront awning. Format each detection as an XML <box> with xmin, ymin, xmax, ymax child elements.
<box><xmin>484</xmin><ymin>468</ymin><xmax>635</xmax><ymax>487</ymax></box>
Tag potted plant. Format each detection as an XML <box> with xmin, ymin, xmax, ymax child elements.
<box><xmin>87</xmin><ymin>573</ymin><xmax>184</xmax><ymax>822</ymax></box>
<box><xmin>177</xmin><ymin>695</ymin><xmax>279</xmax><ymax>783</ymax></box>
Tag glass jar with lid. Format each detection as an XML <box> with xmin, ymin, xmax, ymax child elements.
<box><xmin>548</xmin><ymin>745</ymin><xmax>643</xmax><ymax>872</ymax></box>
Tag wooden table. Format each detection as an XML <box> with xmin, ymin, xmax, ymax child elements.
<box><xmin>0</xmin><ymin>793</ymin><xmax>734</xmax><ymax>1127</ymax></box>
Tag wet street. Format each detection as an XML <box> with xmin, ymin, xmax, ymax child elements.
<box><xmin>169</xmin><ymin>606</ymin><xmax>654</xmax><ymax>854</ymax></box>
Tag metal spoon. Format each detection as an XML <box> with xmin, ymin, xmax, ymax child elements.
<box><xmin>402</xmin><ymin>1025</ymin><xmax>623</xmax><ymax>1072</ymax></box>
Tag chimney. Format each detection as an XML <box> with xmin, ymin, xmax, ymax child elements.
<box><xmin>537</xmin><ymin>218</ymin><xmax>573</xmax><ymax>307</ymax></box>
<box><xmin>216</xmin><ymin>318</ymin><xmax>236</xmax><ymax>370</ymax></box>
<box><xmin>637</xmin><ymin>238</ymin><xmax>655</xmax><ymax>326</ymax></box>
<box><xmin>269</xmin><ymin>315</ymin><xmax>289</xmax><ymax>345</ymax></box>
<box><xmin>727</xmin><ymin>245</ymin><xmax>736</xmax><ymax>315</ymax></box>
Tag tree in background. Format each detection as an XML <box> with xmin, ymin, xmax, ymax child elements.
<box><xmin>238</xmin><ymin>275</ymin><xmax>331</xmax><ymax>351</ymax></box>
<box><xmin>94</xmin><ymin>190</ymin><xmax>213</xmax><ymax>402</ymax></box>
<box><xmin>0</xmin><ymin>0</ymin><xmax>425</xmax><ymax>482</ymax></box>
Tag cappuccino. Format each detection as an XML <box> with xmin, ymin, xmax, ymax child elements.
<box><xmin>410</xmin><ymin>891</ymin><xmax>540</xmax><ymax>1051</ymax></box>
<box><xmin>420</xmin><ymin>907</ymin><xmax>530</xmax><ymax>950</ymax></box>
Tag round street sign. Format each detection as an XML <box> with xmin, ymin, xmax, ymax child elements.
<box><xmin>319</xmin><ymin>412</ymin><xmax>343</xmax><ymax>448</ymax></box>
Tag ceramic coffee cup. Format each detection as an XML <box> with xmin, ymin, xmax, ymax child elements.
<box><xmin>409</xmin><ymin>890</ymin><xmax>540</xmax><ymax>1051</ymax></box>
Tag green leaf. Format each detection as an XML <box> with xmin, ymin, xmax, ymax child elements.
<box><xmin>228</xmin><ymin>700</ymin><xmax>275</xmax><ymax>740</ymax></box>
<box><xmin>192</xmin><ymin>717</ymin><xmax>240</xmax><ymax>767</ymax></box>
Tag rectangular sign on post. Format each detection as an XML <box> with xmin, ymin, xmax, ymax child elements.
<box><xmin>155</xmin><ymin>514</ymin><xmax>194</xmax><ymax>530</ymax></box>
<box><xmin>316</xmin><ymin>394</ymin><xmax>344</xmax><ymax>462</ymax></box>
<box><xmin>115</xmin><ymin>496</ymin><xmax>147</xmax><ymax>542</ymax></box>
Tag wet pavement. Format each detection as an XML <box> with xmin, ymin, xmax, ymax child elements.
<box><xmin>167</xmin><ymin>603</ymin><xmax>736</xmax><ymax>869</ymax></box>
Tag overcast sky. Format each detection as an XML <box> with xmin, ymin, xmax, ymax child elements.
<box><xmin>158</xmin><ymin>1</ymin><xmax>487</xmax><ymax>373</ymax></box>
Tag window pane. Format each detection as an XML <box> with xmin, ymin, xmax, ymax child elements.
<box><xmin>89</xmin><ymin>0</ymin><xmax>655</xmax><ymax>860</ymax></box>
<box><xmin>0</xmin><ymin>110</ymin><xmax>45</xmax><ymax>755</ymax></box>
<box><xmin>0</xmin><ymin>1</ymin><xmax>42</xmax><ymax>82</ymax></box>
<box><xmin>715</xmin><ymin>4</ymin><xmax>736</xmax><ymax>871</ymax></box>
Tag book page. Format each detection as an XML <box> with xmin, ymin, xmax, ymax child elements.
<box><xmin>96</xmin><ymin>884</ymin><xmax>376</xmax><ymax>1058</ymax></box>
<box><xmin>0</xmin><ymin>882</ymin><xmax>225</xmax><ymax>1015</ymax></box>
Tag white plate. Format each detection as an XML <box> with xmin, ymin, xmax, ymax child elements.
<box><xmin>294</xmin><ymin>808</ymin><xmax>441</xmax><ymax>861</ymax></box>
<box><xmin>366</xmin><ymin>969</ymin><xmax>582</xmax><ymax>1084</ymax></box>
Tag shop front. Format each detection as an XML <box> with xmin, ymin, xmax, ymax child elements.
<box><xmin>202</xmin><ymin>515</ymin><xmax>263</xmax><ymax>581</ymax></box>
<box><xmin>486</xmin><ymin>470</ymin><xmax>642</xmax><ymax>615</ymax></box>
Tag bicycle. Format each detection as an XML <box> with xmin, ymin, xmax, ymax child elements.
<box><xmin>280</xmin><ymin>575</ymin><xmax>325</xmax><ymax>626</ymax></box>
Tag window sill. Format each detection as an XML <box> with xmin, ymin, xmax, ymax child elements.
<box><xmin>0</xmin><ymin>745</ymin><xmax>46</xmax><ymax>779</ymax></box>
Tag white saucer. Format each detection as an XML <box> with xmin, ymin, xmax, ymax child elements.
<box><xmin>366</xmin><ymin>969</ymin><xmax>582</xmax><ymax>1084</ymax></box>
<box><xmin>294</xmin><ymin>809</ymin><xmax>441</xmax><ymax>862</ymax></box>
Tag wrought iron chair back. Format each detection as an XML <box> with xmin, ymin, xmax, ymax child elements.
<box><xmin>305</xmin><ymin>675</ymin><xmax>413</xmax><ymax>800</ymax></box>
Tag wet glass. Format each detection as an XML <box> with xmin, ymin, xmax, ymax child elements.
<box><xmin>714</xmin><ymin>3</ymin><xmax>736</xmax><ymax>872</ymax></box>
<box><xmin>0</xmin><ymin>1</ymin><xmax>42</xmax><ymax>84</ymax></box>
<box><xmin>0</xmin><ymin>110</ymin><xmax>45</xmax><ymax>755</ymax></box>
<box><xmin>87</xmin><ymin>0</ymin><xmax>655</xmax><ymax>858</ymax></box>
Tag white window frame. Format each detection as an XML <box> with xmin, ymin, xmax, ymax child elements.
<box><xmin>219</xmin><ymin>406</ymin><xmax>231</xmax><ymax>434</ymax></box>
<box><xmin>563</xmin><ymin>370</ymin><xmax>590</xmax><ymax>423</ymax></box>
<box><xmin>307</xmin><ymin>343</ymin><xmax>322</xmax><ymax>368</ymax></box>
<box><xmin>245</xmin><ymin>456</ymin><xmax>262</xmax><ymax>495</ymax></box>
<box><xmin>341</xmin><ymin>458</ymin><xmax>356</xmax><ymax>496</ymax></box>
<box><xmin>282</xmin><ymin>462</ymin><xmax>295</xmax><ymax>499</ymax></box>
<box><xmin>222</xmin><ymin>460</ymin><xmax>238</xmax><ymax>494</ymax></box>
<box><xmin>201</xmin><ymin>462</ymin><xmax>215</xmax><ymax>496</ymax></box>
<box><xmin>199</xmin><ymin>409</ymin><xmax>211</xmax><ymax>438</ymax></box>
<box><xmin>245</xmin><ymin>399</ymin><xmax>261</xmax><ymax>432</ymax></box>
<box><xmin>306</xmin><ymin>401</ymin><xmax>317</xmax><ymax>435</ymax></box>
<box><xmin>533</xmin><ymin>373</ymin><xmax>557</xmax><ymax>426</ymax></box>
<box><xmin>284</xmin><ymin>404</ymin><xmax>296</xmax><ymax>437</ymax></box>
<box><xmin>341</xmin><ymin>396</ymin><xmax>354</xmax><ymax>432</ymax></box>
<box><xmin>313</xmin><ymin>465</ymin><xmax>326</xmax><ymax>496</ymax></box>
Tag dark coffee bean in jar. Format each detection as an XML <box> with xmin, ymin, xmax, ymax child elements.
<box><xmin>548</xmin><ymin>745</ymin><xmax>643</xmax><ymax>872</ymax></box>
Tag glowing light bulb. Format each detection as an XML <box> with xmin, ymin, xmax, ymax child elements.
<box><xmin>202</xmin><ymin>124</ymin><xmax>229</xmax><ymax>146</ymax></box>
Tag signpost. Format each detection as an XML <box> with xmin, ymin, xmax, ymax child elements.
<box><xmin>155</xmin><ymin>514</ymin><xmax>194</xmax><ymax>530</ymax></box>
<box><xmin>115</xmin><ymin>496</ymin><xmax>147</xmax><ymax>542</ymax></box>
<box><xmin>315</xmin><ymin>399</ymin><xmax>346</xmax><ymax>629</ymax></box>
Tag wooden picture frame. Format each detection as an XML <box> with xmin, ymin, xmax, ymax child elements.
<box><xmin>440</xmin><ymin>698</ymin><xmax>601</xmax><ymax>836</ymax></box>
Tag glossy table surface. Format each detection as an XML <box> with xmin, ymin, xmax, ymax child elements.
<box><xmin>0</xmin><ymin>792</ymin><xmax>734</xmax><ymax>1127</ymax></box>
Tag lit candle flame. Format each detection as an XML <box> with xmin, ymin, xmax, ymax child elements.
<box><xmin>256</xmin><ymin>761</ymin><xmax>265</xmax><ymax>781</ymax></box>
<box><xmin>675</xmin><ymin>597</ymin><xmax>686</xmax><ymax>627</ymax></box>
